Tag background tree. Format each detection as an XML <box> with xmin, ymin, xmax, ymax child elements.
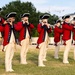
<box><xmin>0</xmin><ymin>0</ymin><xmax>58</xmax><ymax>37</ymax></box>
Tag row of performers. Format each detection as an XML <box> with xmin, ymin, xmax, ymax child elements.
<box><xmin>0</xmin><ymin>9</ymin><xmax>75</xmax><ymax>72</ymax></box>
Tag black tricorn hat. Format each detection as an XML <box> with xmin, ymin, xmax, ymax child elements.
<box><xmin>6</xmin><ymin>12</ymin><xmax>17</xmax><ymax>18</ymax></box>
<box><xmin>21</xmin><ymin>13</ymin><xmax>30</xmax><ymax>18</ymax></box>
<box><xmin>41</xmin><ymin>14</ymin><xmax>50</xmax><ymax>19</ymax></box>
<box><xmin>63</xmin><ymin>15</ymin><xmax>70</xmax><ymax>19</ymax></box>
<box><xmin>56</xmin><ymin>20</ymin><xmax>61</xmax><ymax>23</ymax></box>
<box><xmin>62</xmin><ymin>15</ymin><xmax>70</xmax><ymax>20</ymax></box>
<box><xmin>64</xmin><ymin>15</ymin><xmax>70</xmax><ymax>19</ymax></box>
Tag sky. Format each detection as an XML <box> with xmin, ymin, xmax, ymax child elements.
<box><xmin>0</xmin><ymin>0</ymin><xmax>75</xmax><ymax>17</ymax></box>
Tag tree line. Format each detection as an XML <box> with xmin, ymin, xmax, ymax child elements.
<box><xmin>0</xmin><ymin>0</ymin><xmax>58</xmax><ymax>37</ymax></box>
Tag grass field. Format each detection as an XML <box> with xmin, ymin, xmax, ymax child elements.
<box><xmin>0</xmin><ymin>46</ymin><xmax>75</xmax><ymax>75</ymax></box>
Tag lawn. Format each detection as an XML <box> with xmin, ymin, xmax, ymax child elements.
<box><xmin>0</xmin><ymin>46</ymin><xmax>75</xmax><ymax>75</ymax></box>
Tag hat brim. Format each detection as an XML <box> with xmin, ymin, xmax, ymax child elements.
<box><xmin>6</xmin><ymin>12</ymin><xmax>17</xmax><ymax>18</ymax></box>
<box><xmin>21</xmin><ymin>13</ymin><xmax>30</xmax><ymax>18</ymax></box>
<box><xmin>56</xmin><ymin>20</ymin><xmax>61</xmax><ymax>23</ymax></box>
<box><xmin>62</xmin><ymin>15</ymin><xmax>70</xmax><ymax>19</ymax></box>
<box><xmin>64</xmin><ymin>15</ymin><xmax>70</xmax><ymax>19</ymax></box>
<box><xmin>42</xmin><ymin>14</ymin><xmax>50</xmax><ymax>19</ymax></box>
<box><xmin>8</xmin><ymin>14</ymin><xmax>16</xmax><ymax>18</ymax></box>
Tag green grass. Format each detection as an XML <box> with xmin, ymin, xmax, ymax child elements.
<box><xmin>0</xmin><ymin>48</ymin><xmax>75</xmax><ymax>75</ymax></box>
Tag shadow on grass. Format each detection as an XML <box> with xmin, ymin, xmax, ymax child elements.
<box><xmin>27</xmin><ymin>52</ymin><xmax>38</xmax><ymax>65</ymax></box>
<box><xmin>47</xmin><ymin>52</ymin><xmax>63</xmax><ymax>62</ymax></box>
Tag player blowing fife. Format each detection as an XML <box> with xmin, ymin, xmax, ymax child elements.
<box><xmin>72</xmin><ymin>17</ymin><xmax>75</xmax><ymax>60</ymax></box>
<box><xmin>37</xmin><ymin>14</ymin><xmax>51</xmax><ymax>67</ymax></box>
<box><xmin>0</xmin><ymin>12</ymin><xmax>17</xmax><ymax>72</ymax></box>
<box><xmin>54</xmin><ymin>20</ymin><xmax>63</xmax><ymax>59</ymax></box>
<box><xmin>15</xmin><ymin>13</ymin><xmax>34</xmax><ymax>64</ymax></box>
<box><xmin>62</xmin><ymin>15</ymin><xmax>75</xmax><ymax>64</ymax></box>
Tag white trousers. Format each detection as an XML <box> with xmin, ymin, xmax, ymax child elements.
<box><xmin>63</xmin><ymin>39</ymin><xmax>72</xmax><ymax>63</ymax></box>
<box><xmin>20</xmin><ymin>38</ymin><xmax>29</xmax><ymax>64</ymax></box>
<box><xmin>43</xmin><ymin>48</ymin><xmax>47</xmax><ymax>60</ymax></box>
<box><xmin>43</xmin><ymin>32</ymin><xmax>49</xmax><ymax>60</ymax></box>
<box><xmin>73</xmin><ymin>40</ymin><xmax>75</xmax><ymax>60</ymax></box>
<box><xmin>4</xmin><ymin>43</ymin><xmax>14</xmax><ymax>71</ymax></box>
<box><xmin>54</xmin><ymin>42</ymin><xmax>60</xmax><ymax>58</ymax></box>
<box><xmin>38</xmin><ymin>42</ymin><xmax>47</xmax><ymax>65</ymax></box>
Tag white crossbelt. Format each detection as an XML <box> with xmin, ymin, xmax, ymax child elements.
<box><xmin>26</xmin><ymin>28</ymin><xmax>30</xmax><ymax>38</ymax></box>
<box><xmin>45</xmin><ymin>31</ymin><xmax>48</xmax><ymax>42</ymax></box>
<box><xmin>9</xmin><ymin>31</ymin><xmax>15</xmax><ymax>43</ymax></box>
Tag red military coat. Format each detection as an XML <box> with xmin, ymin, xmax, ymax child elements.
<box><xmin>37</xmin><ymin>23</ymin><xmax>51</xmax><ymax>44</ymax></box>
<box><xmin>72</xmin><ymin>28</ymin><xmax>75</xmax><ymax>40</ymax></box>
<box><xmin>62</xmin><ymin>22</ymin><xmax>73</xmax><ymax>41</ymax></box>
<box><xmin>54</xmin><ymin>26</ymin><xmax>62</xmax><ymax>43</ymax></box>
<box><xmin>0</xmin><ymin>23</ymin><xmax>16</xmax><ymax>46</ymax></box>
<box><xmin>14</xmin><ymin>21</ymin><xmax>34</xmax><ymax>41</ymax></box>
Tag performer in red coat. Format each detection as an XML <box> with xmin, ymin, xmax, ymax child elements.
<box><xmin>37</xmin><ymin>17</ymin><xmax>51</xmax><ymax>45</ymax></box>
<box><xmin>72</xmin><ymin>17</ymin><xmax>75</xmax><ymax>44</ymax></box>
<box><xmin>54</xmin><ymin>20</ymin><xmax>63</xmax><ymax>59</ymax></box>
<box><xmin>73</xmin><ymin>27</ymin><xmax>75</xmax><ymax>43</ymax></box>
<box><xmin>15</xmin><ymin>13</ymin><xmax>34</xmax><ymax>64</ymax></box>
<box><xmin>71</xmin><ymin>17</ymin><xmax>75</xmax><ymax>60</ymax></box>
<box><xmin>37</xmin><ymin>14</ymin><xmax>51</xmax><ymax>67</ymax></box>
<box><xmin>62</xmin><ymin>15</ymin><xmax>74</xmax><ymax>63</ymax></box>
<box><xmin>0</xmin><ymin>12</ymin><xmax>17</xmax><ymax>72</ymax></box>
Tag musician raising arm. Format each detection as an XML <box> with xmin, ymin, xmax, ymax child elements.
<box><xmin>0</xmin><ymin>12</ymin><xmax>17</xmax><ymax>72</ymax></box>
<box><xmin>62</xmin><ymin>15</ymin><xmax>75</xmax><ymax>64</ymax></box>
<box><xmin>54</xmin><ymin>20</ymin><xmax>63</xmax><ymax>59</ymax></box>
<box><xmin>37</xmin><ymin>14</ymin><xmax>51</xmax><ymax>67</ymax></box>
<box><xmin>15</xmin><ymin>13</ymin><xmax>34</xmax><ymax>64</ymax></box>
